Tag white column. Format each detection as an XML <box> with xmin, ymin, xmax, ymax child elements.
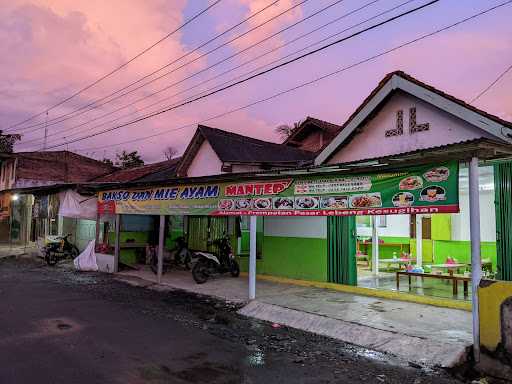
<box><xmin>249</xmin><ymin>215</ymin><xmax>257</xmax><ymax>300</ymax></box>
<box><xmin>469</xmin><ymin>157</ymin><xmax>482</xmax><ymax>362</ymax></box>
<box><xmin>415</xmin><ymin>214</ymin><xmax>423</xmax><ymax>267</ymax></box>
<box><xmin>157</xmin><ymin>215</ymin><xmax>165</xmax><ymax>284</ymax></box>
<box><xmin>371</xmin><ymin>216</ymin><xmax>379</xmax><ymax>276</ymax></box>
<box><xmin>113</xmin><ymin>214</ymin><xmax>121</xmax><ymax>273</ymax></box>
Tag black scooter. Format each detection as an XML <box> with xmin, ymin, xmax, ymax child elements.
<box><xmin>150</xmin><ymin>236</ymin><xmax>195</xmax><ymax>274</ymax></box>
<box><xmin>192</xmin><ymin>235</ymin><xmax>240</xmax><ymax>284</ymax></box>
<box><xmin>43</xmin><ymin>234</ymin><xmax>80</xmax><ymax>266</ymax></box>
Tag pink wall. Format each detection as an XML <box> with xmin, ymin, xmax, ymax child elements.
<box><xmin>328</xmin><ymin>92</ymin><xmax>494</xmax><ymax>164</ymax></box>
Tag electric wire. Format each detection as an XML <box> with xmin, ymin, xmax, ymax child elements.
<box><xmin>21</xmin><ymin>0</ymin><xmax>388</xmax><ymax>147</ymax></box>
<box><xmin>4</xmin><ymin>0</ymin><xmax>222</xmax><ymax>131</ymax></box>
<box><xmin>470</xmin><ymin>63</ymin><xmax>512</xmax><ymax>104</ymax></box>
<box><xmin>8</xmin><ymin>0</ymin><xmax>302</xmax><ymax>133</ymax></box>
<box><xmin>74</xmin><ymin>1</ymin><xmax>512</xmax><ymax>155</ymax></box>
<box><xmin>37</xmin><ymin>0</ymin><xmax>441</xmax><ymax>150</ymax></box>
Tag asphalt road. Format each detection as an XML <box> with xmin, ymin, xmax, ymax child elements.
<box><xmin>0</xmin><ymin>258</ymin><xmax>470</xmax><ymax>384</ymax></box>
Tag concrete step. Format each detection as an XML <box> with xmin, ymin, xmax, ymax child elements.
<box><xmin>239</xmin><ymin>300</ymin><xmax>470</xmax><ymax>368</ymax></box>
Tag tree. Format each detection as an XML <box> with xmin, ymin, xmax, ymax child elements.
<box><xmin>101</xmin><ymin>158</ymin><xmax>114</xmax><ymax>166</ymax></box>
<box><xmin>275</xmin><ymin>120</ymin><xmax>303</xmax><ymax>141</ymax></box>
<box><xmin>115</xmin><ymin>150</ymin><xmax>144</xmax><ymax>169</ymax></box>
<box><xmin>0</xmin><ymin>130</ymin><xmax>21</xmax><ymax>153</ymax></box>
<box><xmin>163</xmin><ymin>146</ymin><xmax>178</xmax><ymax>160</ymax></box>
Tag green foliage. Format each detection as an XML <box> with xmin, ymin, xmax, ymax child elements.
<box><xmin>115</xmin><ymin>150</ymin><xmax>144</xmax><ymax>169</ymax></box>
<box><xmin>0</xmin><ymin>130</ymin><xmax>21</xmax><ymax>153</ymax></box>
<box><xmin>101</xmin><ymin>158</ymin><xmax>114</xmax><ymax>166</ymax></box>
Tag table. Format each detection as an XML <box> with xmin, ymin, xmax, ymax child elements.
<box><xmin>379</xmin><ymin>258</ymin><xmax>416</xmax><ymax>270</ymax></box>
<box><xmin>396</xmin><ymin>271</ymin><xmax>471</xmax><ymax>296</ymax></box>
<box><xmin>430</xmin><ymin>263</ymin><xmax>467</xmax><ymax>276</ymax></box>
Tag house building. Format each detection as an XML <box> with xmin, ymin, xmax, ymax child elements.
<box><xmin>0</xmin><ymin>151</ymin><xmax>116</xmax><ymax>245</ymax></box>
<box><xmin>176</xmin><ymin>125</ymin><xmax>314</xmax><ymax>177</ymax></box>
<box><xmin>283</xmin><ymin>116</ymin><xmax>343</xmax><ymax>153</ymax></box>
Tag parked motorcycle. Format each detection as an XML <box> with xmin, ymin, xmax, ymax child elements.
<box><xmin>43</xmin><ymin>234</ymin><xmax>80</xmax><ymax>266</ymax></box>
<box><xmin>150</xmin><ymin>236</ymin><xmax>195</xmax><ymax>274</ymax></box>
<box><xmin>192</xmin><ymin>235</ymin><xmax>240</xmax><ymax>284</ymax></box>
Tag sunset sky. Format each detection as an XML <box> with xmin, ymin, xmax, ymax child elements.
<box><xmin>1</xmin><ymin>0</ymin><xmax>511</xmax><ymax>163</ymax></box>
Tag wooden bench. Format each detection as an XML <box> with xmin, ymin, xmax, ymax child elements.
<box><xmin>396</xmin><ymin>271</ymin><xmax>471</xmax><ymax>297</ymax></box>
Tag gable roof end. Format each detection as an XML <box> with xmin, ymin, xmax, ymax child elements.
<box><xmin>315</xmin><ymin>71</ymin><xmax>512</xmax><ymax>165</ymax></box>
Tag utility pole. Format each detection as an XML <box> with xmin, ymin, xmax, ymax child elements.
<box><xmin>43</xmin><ymin>111</ymin><xmax>48</xmax><ymax>151</ymax></box>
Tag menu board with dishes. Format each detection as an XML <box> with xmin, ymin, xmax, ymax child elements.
<box><xmin>98</xmin><ymin>162</ymin><xmax>459</xmax><ymax>216</ymax></box>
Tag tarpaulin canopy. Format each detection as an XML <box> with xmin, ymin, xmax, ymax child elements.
<box><xmin>59</xmin><ymin>189</ymin><xmax>97</xmax><ymax>220</ymax></box>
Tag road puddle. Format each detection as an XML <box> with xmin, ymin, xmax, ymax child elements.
<box><xmin>245</xmin><ymin>345</ymin><xmax>266</xmax><ymax>367</ymax></box>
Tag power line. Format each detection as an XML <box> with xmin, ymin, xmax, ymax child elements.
<box><xmin>21</xmin><ymin>0</ymin><xmax>362</xmax><ymax>147</ymax></box>
<box><xmin>5</xmin><ymin>0</ymin><xmax>222</xmax><ymax>132</ymax></box>
<box><xmin>73</xmin><ymin>1</ymin><xmax>512</xmax><ymax>154</ymax></box>
<box><xmin>9</xmin><ymin>0</ymin><xmax>300</xmax><ymax>133</ymax></box>
<box><xmin>37</xmin><ymin>0</ymin><xmax>440</xmax><ymax>150</ymax></box>
<box><xmin>470</xmin><ymin>63</ymin><xmax>512</xmax><ymax>103</ymax></box>
<box><xmin>23</xmin><ymin>0</ymin><xmax>409</xmax><ymax>148</ymax></box>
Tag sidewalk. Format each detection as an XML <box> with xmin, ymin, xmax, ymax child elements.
<box><xmin>117</xmin><ymin>268</ymin><xmax>472</xmax><ymax>368</ymax></box>
<box><xmin>0</xmin><ymin>244</ymin><xmax>39</xmax><ymax>259</ymax></box>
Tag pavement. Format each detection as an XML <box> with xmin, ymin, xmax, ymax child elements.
<box><xmin>0</xmin><ymin>244</ymin><xmax>39</xmax><ymax>259</ymax></box>
<box><xmin>0</xmin><ymin>258</ymin><xmax>468</xmax><ymax>384</ymax></box>
<box><xmin>119</xmin><ymin>267</ymin><xmax>473</xmax><ymax>368</ymax></box>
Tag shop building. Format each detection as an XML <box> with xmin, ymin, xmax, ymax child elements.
<box><xmin>95</xmin><ymin>71</ymin><xmax>512</xmax><ymax>307</ymax></box>
<box><xmin>0</xmin><ymin>151</ymin><xmax>116</xmax><ymax>246</ymax></box>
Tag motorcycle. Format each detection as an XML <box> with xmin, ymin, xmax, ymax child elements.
<box><xmin>150</xmin><ymin>236</ymin><xmax>195</xmax><ymax>274</ymax></box>
<box><xmin>192</xmin><ymin>235</ymin><xmax>240</xmax><ymax>284</ymax></box>
<box><xmin>43</xmin><ymin>234</ymin><xmax>80</xmax><ymax>266</ymax></box>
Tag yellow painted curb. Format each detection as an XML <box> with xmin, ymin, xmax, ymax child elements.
<box><xmin>240</xmin><ymin>272</ymin><xmax>472</xmax><ymax>312</ymax></box>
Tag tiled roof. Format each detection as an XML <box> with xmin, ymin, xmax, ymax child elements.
<box><xmin>14</xmin><ymin>151</ymin><xmax>116</xmax><ymax>183</ymax></box>
<box><xmin>92</xmin><ymin>158</ymin><xmax>180</xmax><ymax>183</ymax></box>
<box><xmin>199</xmin><ymin>125</ymin><xmax>314</xmax><ymax>163</ymax></box>
<box><xmin>284</xmin><ymin>116</ymin><xmax>343</xmax><ymax>152</ymax></box>
<box><xmin>131</xmin><ymin>158</ymin><xmax>181</xmax><ymax>183</ymax></box>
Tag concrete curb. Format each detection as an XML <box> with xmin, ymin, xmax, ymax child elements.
<box><xmin>240</xmin><ymin>272</ymin><xmax>472</xmax><ymax>312</ymax></box>
<box><xmin>239</xmin><ymin>300</ymin><xmax>469</xmax><ymax>368</ymax></box>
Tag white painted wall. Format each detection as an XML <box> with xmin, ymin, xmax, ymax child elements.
<box><xmin>327</xmin><ymin>92</ymin><xmax>494</xmax><ymax>164</ymax></box>
<box><xmin>264</xmin><ymin>216</ymin><xmax>327</xmax><ymax>238</ymax></box>
<box><xmin>186</xmin><ymin>141</ymin><xmax>224</xmax><ymax>177</ymax></box>
<box><xmin>357</xmin><ymin>215</ymin><xmax>410</xmax><ymax>238</ymax></box>
<box><xmin>452</xmin><ymin>191</ymin><xmax>496</xmax><ymax>242</ymax></box>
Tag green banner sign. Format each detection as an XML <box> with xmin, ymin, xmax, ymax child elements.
<box><xmin>98</xmin><ymin>161</ymin><xmax>459</xmax><ymax>216</ymax></box>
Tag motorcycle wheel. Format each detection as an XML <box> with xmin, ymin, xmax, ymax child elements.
<box><xmin>45</xmin><ymin>251</ymin><xmax>58</xmax><ymax>266</ymax></box>
<box><xmin>192</xmin><ymin>260</ymin><xmax>209</xmax><ymax>284</ymax></box>
<box><xmin>183</xmin><ymin>253</ymin><xmax>192</xmax><ymax>271</ymax></box>
<box><xmin>230</xmin><ymin>259</ymin><xmax>240</xmax><ymax>277</ymax></box>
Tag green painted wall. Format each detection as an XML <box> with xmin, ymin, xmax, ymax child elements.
<box><xmin>432</xmin><ymin>240</ymin><xmax>497</xmax><ymax>269</ymax></box>
<box><xmin>165</xmin><ymin>229</ymin><xmax>184</xmax><ymax>249</ymax></box>
<box><xmin>239</xmin><ymin>236</ymin><xmax>327</xmax><ymax>281</ymax></box>
<box><xmin>108</xmin><ymin>231</ymin><xmax>151</xmax><ymax>265</ymax></box>
<box><xmin>359</xmin><ymin>236</ymin><xmax>411</xmax><ymax>259</ymax></box>
<box><xmin>410</xmin><ymin>239</ymin><xmax>433</xmax><ymax>263</ymax></box>
<box><xmin>431</xmin><ymin>214</ymin><xmax>451</xmax><ymax>240</ymax></box>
